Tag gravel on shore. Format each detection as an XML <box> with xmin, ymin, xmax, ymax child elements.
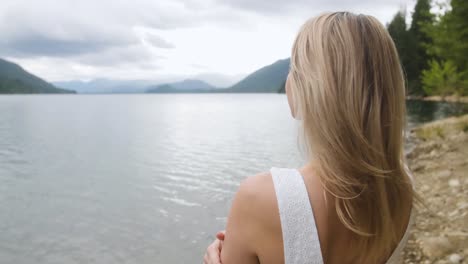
<box><xmin>403</xmin><ymin>114</ymin><xmax>468</xmax><ymax>264</ymax></box>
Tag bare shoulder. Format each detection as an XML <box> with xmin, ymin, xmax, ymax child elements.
<box><xmin>235</xmin><ymin>171</ymin><xmax>279</xmax><ymax>225</ymax></box>
<box><xmin>220</xmin><ymin>171</ymin><xmax>282</xmax><ymax>263</ymax></box>
<box><xmin>237</xmin><ymin>171</ymin><xmax>274</xmax><ymax>201</ymax></box>
<box><xmin>231</xmin><ymin>172</ymin><xmax>283</xmax><ymax>238</ymax></box>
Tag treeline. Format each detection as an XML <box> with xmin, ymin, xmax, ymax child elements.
<box><xmin>387</xmin><ymin>0</ymin><xmax>468</xmax><ymax>97</ymax></box>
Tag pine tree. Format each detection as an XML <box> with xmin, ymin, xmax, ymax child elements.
<box><xmin>387</xmin><ymin>11</ymin><xmax>415</xmax><ymax>92</ymax></box>
<box><xmin>388</xmin><ymin>12</ymin><xmax>407</xmax><ymax>57</ymax></box>
<box><xmin>424</xmin><ymin>0</ymin><xmax>468</xmax><ymax>96</ymax></box>
<box><xmin>409</xmin><ymin>0</ymin><xmax>435</xmax><ymax>95</ymax></box>
<box><xmin>449</xmin><ymin>0</ymin><xmax>468</xmax><ymax>72</ymax></box>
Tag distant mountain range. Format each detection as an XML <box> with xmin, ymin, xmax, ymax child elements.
<box><xmin>147</xmin><ymin>79</ymin><xmax>216</xmax><ymax>93</ymax></box>
<box><xmin>0</xmin><ymin>58</ymin><xmax>75</xmax><ymax>94</ymax></box>
<box><xmin>53</xmin><ymin>79</ymin><xmax>156</xmax><ymax>94</ymax></box>
<box><xmin>56</xmin><ymin>58</ymin><xmax>290</xmax><ymax>94</ymax></box>
<box><xmin>0</xmin><ymin>57</ymin><xmax>290</xmax><ymax>94</ymax></box>
<box><xmin>145</xmin><ymin>58</ymin><xmax>290</xmax><ymax>94</ymax></box>
<box><xmin>54</xmin><ymin>76</ymin><xmax>231</xmax><ymax>94</ymax></box>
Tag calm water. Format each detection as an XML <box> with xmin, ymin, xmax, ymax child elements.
<box><xmin>0</xmin><ymin>94</ymin><xmax>467</xmax><ymax>263</ymax></box>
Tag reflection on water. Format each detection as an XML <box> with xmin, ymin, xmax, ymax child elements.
<box><xmin>406</xmin><ymin>99</ymin><xmax>468</xmax><ymax>129</ymax></box>
<box><xmin>0</xmin><ymin>94</ymin><xmax>466</xmax><ymax>263</ymax></box>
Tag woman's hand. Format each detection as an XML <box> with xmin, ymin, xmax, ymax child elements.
<box><xmin>203</xmin><ymin>231</ymin><xmax>225</xmax><ymax>264</ymax></box>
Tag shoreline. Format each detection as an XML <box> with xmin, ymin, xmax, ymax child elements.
<box><xmin>404</xmin><ymin>114</ymin><xmax>468</xmax><ymax>263</ymax></box>
<box><xmin>407</xmin><ymin>95</ymin><xmax>468</xmax><ymax>104</ymax></box>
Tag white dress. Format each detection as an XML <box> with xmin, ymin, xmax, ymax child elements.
<box><xmin>270</xmin><ymin>167</ymin><xmax>414</xmax><ymax>264</ymax></box>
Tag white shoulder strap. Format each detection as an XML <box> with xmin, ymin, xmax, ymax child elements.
<box><xmin>271</xmin><ymin>167</ymin><xmax>324</xmax><ymax>264</ymax></box>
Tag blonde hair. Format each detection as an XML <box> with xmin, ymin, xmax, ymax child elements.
<box><xmin>288</xmin><ymin>12</ymin><xmax>415</xmax><ymax>262</ymax></box>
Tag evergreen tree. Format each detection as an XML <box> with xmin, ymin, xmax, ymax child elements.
<box><xmin>422</xmin><ymin>60</ymin><xmax>465</xmax><ymax>96</ymax></box>
<box><xmin>387</xmin><ymin>11</ymin><xmax>418</xmax><ymax>94</ymax></box>
<box><xmin>409</xmin><ymin>0</ymin><xmax>435</xmax><ymax>95</ymax></box>
<box><xmin>450</xmin><ymin>0</ymin><xmax>468</xmax><ymax>95</ymax></box>
<box><xmin>423</xmin><ymin>0</ymin><xmax>468</xmax><ymax>96</ymax></box>
<box><xmin>448</xmin><ymin>0</ymin><xmax>468</xmax><ymax>72</ymax></box>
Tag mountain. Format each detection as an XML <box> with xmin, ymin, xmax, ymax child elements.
<box><xmin>146</xmin><ymin>79</ymin><xmax>216</xmax><ymax>93</ymax></box>
<box><xmin>51</xmin><ymin>58</ymin><xmax>290</xmax><ymax>94</ymax></box>
<box><xmin>191</xmin><ymin>72</ymin><xmax>246</xmax><ymax>87</ymax></box>
<box><xmin>227</xmin><ymin>58</ymin><xmax>290</xmax><ymax>93</ymax></box>
<box><xmin>54</xmin><ymin>79</ymin><xmax>156</xmax><ymax>94</ymax></box>
<box><xmin>54</xmin><ymin>74</ymin><xmax>238</xmax><ymax>94</ymax></box>
<box><xmin>0</xmin><ymin>58</ymin><xmax>75</xmax><ymax>94</ymax></box>
<box><xmin>146</xmin><ymin>59</ymin><xmax>290</xmax><ymax>93</ymax></box>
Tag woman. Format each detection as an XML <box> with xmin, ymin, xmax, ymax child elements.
<box><xmin>204</xmin><ymin>12</ymin><xmax>415</xmax><ymax>264</ymax></box>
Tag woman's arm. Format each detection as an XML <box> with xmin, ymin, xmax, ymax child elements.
<box><xmin>219</xmin><ymin>176</ymin><xmax>261</xmax><ymax>263</ymax></box>
<box><xmin>204</xmin><ymin>172</ymin><xmax>279</xmax><ymax>264</ymax></box>
<box><xmin>221</xmin><ymin>172</ymin><xmax>281</xmax><ymax>264</ymax></box>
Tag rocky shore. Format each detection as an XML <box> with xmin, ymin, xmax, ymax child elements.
<box><xmin>404</xmin><ymin>114</ymin><xmax>468</xmax><ymax>263</ymax></box>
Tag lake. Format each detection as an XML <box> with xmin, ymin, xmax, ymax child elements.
<box><xmin>0</xmin><ymin>94</ymin><xmax>467</xmax><ymax>263</ymax></box>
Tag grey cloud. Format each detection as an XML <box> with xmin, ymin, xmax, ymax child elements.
<box><xmin>0</xmin><ymin>0</ymin><xmax>408</xmax><ymax>81</ymax></box>
<box><xmin>0</xmin><ymin>7</ymin><xmax>137</xmax><ymax>57</ymax></box>
<box><xmin>217</xmin><ymin>0</ymin><xmax>408</xmax><ymax>15</ymax></box>
<box><xmin>217</xmin><ymin>0</ymin><xmax>305</xmax><ymax>13</ymax></box>
<box><xmin>0</xmin><ymin>33</ymin><xmax>130</xmax><ymax>57</ymax></box>
<box><xmin>0</xmin><ymin>0</ymin><xmax>251</xmax><ymax>80</ymax></box>
<box><xmin>76</xmin><ymin>45</ymin><xmax>165</xmax><ymax>67</ymax></box>
<box><xmin>0</xmin><ymin>0</ymin><xmax>245</xmax><ymax>59</ymax></box>
<box><xmin>144</xmin><ymin>34</ymin><xmax>176</xmax><ymax>49</ymax></box>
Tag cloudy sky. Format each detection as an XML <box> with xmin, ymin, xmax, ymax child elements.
<box><xmin>0</xmin><ymin>0</ymin><xmax>416</xmax><ymax>85</ymax></box>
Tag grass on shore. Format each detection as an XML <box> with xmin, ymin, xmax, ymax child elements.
<box><xmin>413</xmin><ymin>114</ymin><xmax>468</xmax><ymax>141</ymax></box>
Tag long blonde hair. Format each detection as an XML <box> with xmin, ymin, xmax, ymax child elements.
<box><xmin>288</xmin><ymin>12</ymin><xmax>415</xmax><ymax>262</ymax></box>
